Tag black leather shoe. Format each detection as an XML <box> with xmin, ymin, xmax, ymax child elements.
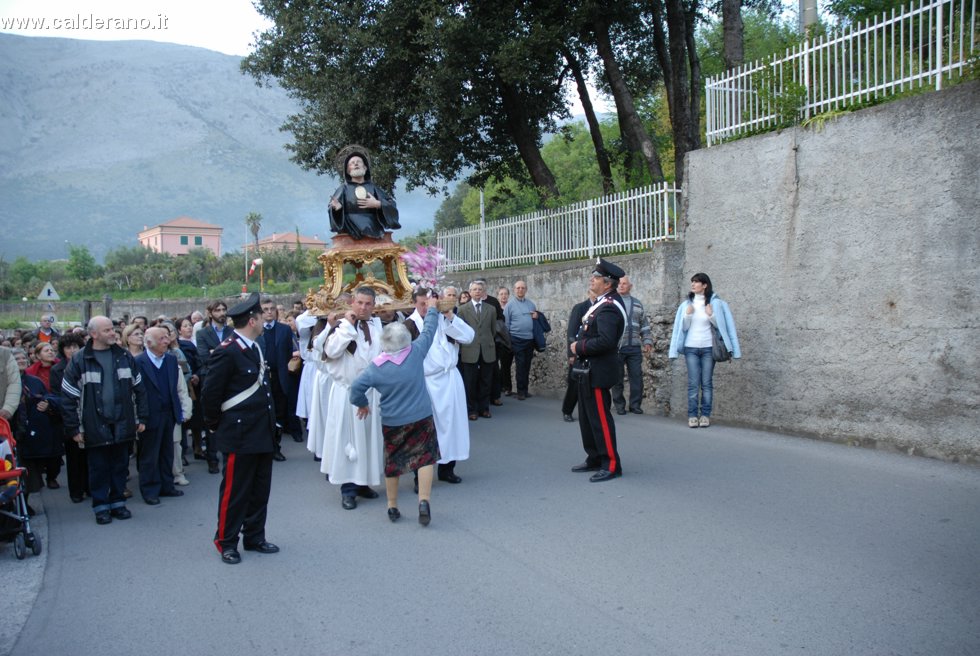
<box><xmin>144</xmin><ymin>497</ymin><xmax>161</xmax><ymax>506</ymax></box>
<box><xmin>563</xmin><ymin>414</ymin><xmax>575</xmax><ymax>422</ymax></box>
<box><xmin>571</xmin><ymin>462</ymin><xmax>600</xmax><ymax>473</ymax></box>
<box><xmin>387</xmin><ymin>507</ymin><xmax>401</xmax><ymax>522</ymax></box>
<box><xmin>616</xmin><ymin>408</ymin><xmax>627</xmax><ymax>415</ymax></box>
<box><xmin>70</xmin><ymin>495</ymin><xmax>85</xmax><ymax>503</ymax></box>
<box><xmin>517</xmin><ymin>393</ymin><xmax>526</xmax><ymax>401</ymax></box>
<box><xmin>491</xmin><ymin>399</ymin><xmax>503</xmax><ymax>406</ymax></box>
<box><xmin>272</xmin><ymin>450</ymin><xmax>286</xmax><ymax>462</ymax></box>
<box><xmin>160</xmin><ymin>489</ymin><xmax>184</xmax><ymax>497</ymax></box>
<box><xmin>630</xmin><ymin>408</ymin><xmax>644</xmax><ymax>414</ymax></box>
<box><xmin>46</xmin><ymin>479</ymin><xmax>60</xmax><ymax>489</ymax></box>
<box><xmin>243</xmin><ymin>541</ymin><xmax>280</xmax><ymax>554</ymax></box>
<box><xmin>479</xmin><ymin>410</ymin><xmax>492</xmax><ymax>418</ymax></box>
<box><xmin>110</xmin><ymin>507</ymin><xmax>132</xmax><ymax>520</ymax></box>
<box><xmin>208</xmin><ymin>462</ymin><xmax>220</xmax><ymax>474</ymax></box>
<box><xmin>291</xmin><ymin>433</ymin><xmax>304</xmax><ymax>443</ymax></box>
<box><xmin>181</xmin><ymin>456</ymin><xmax>190</xmax><ymax>466</ymax></box>
<box><xmin>342</xmin><ymin>496</ymin><xmax>357</xmax><ymax>510</ymax></box>
<box><xmin>221</xmin><ymin>548</ymin><xmax>241</xmax><ymax>564</ymax></box>
<box><xmin>589</xmin><ymin>469</ymin><xmax>622</xmax><ymax>483</ymax></box>
<box><xmin>438</xmin><ymin>473</ymin><xmax>462</xmax><ymax>484</ymax></box>
<box><xmin>357</xmin><ymin>487</ymin><xmax>379</xmax><ymax>499</ymax></box>
<box><xmin>95</xmin><ymin>511</ymin><xmax>112</xmax><ymax>525</ymax></box>
<box><xmin>418</xmin><ymin>500</ymin><xmax>431</xmax><ymax>526</ymax></box>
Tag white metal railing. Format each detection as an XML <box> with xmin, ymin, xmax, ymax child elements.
<box><xmin>436</xmin><ymin>183</ymin><xmax>679</xmax><ymax>273</ymax></box>
<box><xmin>705</xmin><ymin>0</ymin><xmax>978</xmax><ymax>145</ymax></box>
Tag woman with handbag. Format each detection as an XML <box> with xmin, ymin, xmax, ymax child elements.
<box><xmin>668</xmin><ymin>273</ymin><xmax>741</xmax><ymax>428</ymax></box>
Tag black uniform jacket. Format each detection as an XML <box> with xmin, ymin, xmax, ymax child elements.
<box><xmin>200</xmin><ymin>333</ymin><xmax>276</xmax><ymax>455</ymax></box>
<box><xmin>573</xmin><ymin>292</ymin><xmax>626</xmax><ymax>389</ymax></box>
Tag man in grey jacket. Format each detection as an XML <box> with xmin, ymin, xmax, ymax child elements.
<box><xmin>612</xmin><ymin>276</ymin><xmax>654</xmax><ymax>415</ymax></box>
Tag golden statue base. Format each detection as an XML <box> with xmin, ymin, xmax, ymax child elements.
<box><xmin>305</xmin><ymin>233</ymin><xmax>414</xmax><ymax>316</ymax></box>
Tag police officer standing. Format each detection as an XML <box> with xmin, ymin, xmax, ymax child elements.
<box><xmin>569</xmin><ymin>259</ymin><xmax>627</xmax><ymax>482</ymax></box>
<box><xmin>201</xmin><ymin>293</ymin><xmax>280</xmax><ymax>564</ymax></box>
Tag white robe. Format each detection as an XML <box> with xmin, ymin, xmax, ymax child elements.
<box><xmin>407</xmin><ymin>309</ymin><xmax>474</xmax><ymax>463</ymax></box>
<box><xmin>320</xmin><ymin>318</ymin><xmax>383</xmax><ymax>487</ymax></box>
<box><xmin>294</xmin><ymin>311</ymin><xmax>319</xmax><ymax>420</ymax></box>
<box><xmin>305</xmin><ymin>329</ymin><xmax>333</xmax><ymax>458</ymax></box>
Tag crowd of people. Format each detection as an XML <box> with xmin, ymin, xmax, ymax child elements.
<box><xmin>0</xmin><ymin>261</ymin><xmax>740</xmax><ymax>564</ymax></box>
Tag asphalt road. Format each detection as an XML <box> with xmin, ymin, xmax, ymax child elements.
<box><xmin>4</xmin><ymin>395</ymin><xmax>979</xmax><ymax>656</ymax></box>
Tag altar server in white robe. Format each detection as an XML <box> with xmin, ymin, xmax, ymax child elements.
<box><xmin>305</xmin><ymin>316</ymin><xmax>335</xmax><ymax>460</ymax></box>
<box><xmin>405</xmin><ymin>286</ymin><xmax>474</xmax><ymax>484</ymax></box>
<box><xmin>320</xmin><ymin>287</ymin><xmax>384</xmax><ymax>509</ymax></box>
<box><xmin>294</xmin><ymin>310</ymin><xmax>318</xmax><ymax>422</ymax></box>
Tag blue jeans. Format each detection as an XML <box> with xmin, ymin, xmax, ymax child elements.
<box><xmin>684</xmin><ymin>347</ymin><xmax>715</xmax><ymax>417</ymax></box>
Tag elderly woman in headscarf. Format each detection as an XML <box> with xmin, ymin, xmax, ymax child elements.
<box><xmin>349</xmin><ymin>294</ymin><xmax>442</xmax><ymax>525</ymax></box>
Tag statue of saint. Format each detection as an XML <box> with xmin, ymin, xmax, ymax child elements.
<box><xmin>328</xmin><ymin>147</ymin><xmax>400</xmax><ymax>240</ymax></box>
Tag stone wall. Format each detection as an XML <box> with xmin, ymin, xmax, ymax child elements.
<box><xmin>677</xmin><ymin>81</ymin><xmax>980</xmax><ymax>462</ymax></box>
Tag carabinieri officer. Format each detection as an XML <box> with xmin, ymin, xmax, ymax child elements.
<box><xmin>569</xmin><ymin>258</ymin><xmax>628</xmax><ymax>482</ymax></box>
<box><xmin>201</xmin><ymin>293</ymin><xmax>280</xmax><ymax>564</ymax></box>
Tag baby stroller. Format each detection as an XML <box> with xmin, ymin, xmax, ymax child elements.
<box><xmin>0</xmin><ymin>418</ymin><xmax>42</xmax><ymax>559</ymax></box>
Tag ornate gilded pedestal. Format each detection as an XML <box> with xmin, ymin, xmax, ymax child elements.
<box><xmin>305</xmin><ymin>233</ymin><xmax>414</xmax><ymax>315</ymax></box>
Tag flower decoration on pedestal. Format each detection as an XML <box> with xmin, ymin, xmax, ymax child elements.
<box><xmin>400</xmin><ymin>245</ymin><xmax>446</xmax><ymax>291</ymax></box>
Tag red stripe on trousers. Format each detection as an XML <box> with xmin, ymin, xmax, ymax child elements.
<box><xmin>594</xmin><ymin>388</ymin><xmax>617</xmax><ymax>473</ymax></box>
<box><xmin>214</xmin><ymin>453</ymin><xmax>235</xmax><ymax>552</ymax></box>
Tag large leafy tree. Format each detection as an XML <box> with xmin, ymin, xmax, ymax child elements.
<box><xmin>244</xmin><ymin>0</ymin><xmax>569</xmax><ymax>200</ymax></box>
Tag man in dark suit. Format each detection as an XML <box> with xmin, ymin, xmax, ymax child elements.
<box><xmin>569</xmin><ymin>259</ymin><xmax>627</xmax><ymax>482</ymax></box>
<box><xmin>457</xmin><ymin>280</ymin><xmax>498</xmax><ymax>420</ymax></box>
<box><xmin>195</xmin><ymin>300</ymin><xmax>231</xmax><ymax>473</ymax></box>
<box><xmin>561</xmin><ymin>288</ymin><xmax>596</xmax><ymax>422</ymax></box>
<box><xmin>134</xmin><ymin>327</ymin><xmax>185</xmax><ymax>505</ymax></box>
<box><xmin>201</xmin><ymin>293</ymin><xmax>279</xmax><ymax>565</ymax></box>
<box><xmin>261</xmin><ymin>298</ymin><xmax>300</xmax><ymax>458</ymax></box>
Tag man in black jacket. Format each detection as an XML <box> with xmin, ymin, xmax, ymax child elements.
<box><xmin>569</xmin><ymin>259</ymin><xmax>627</xmax><ymax>483</ymax></box>
<box><xmin>195</xmin><ymin>300</ymin><xmax>231</xmax><ymax>473</ymax></box>
<box><xmin>261</xmin><ymin>298</ymin><xmax>300</xmax><ymax>455</ymax></box>
<box><xmin>61</xmin><ymin>316</ymin><xmax>149</xmax><ymax>525</ymax></box>
<box><xmin>201</xmin><ymin>293</ymin><xmax>279</xmax><ymax>565</ymax></box>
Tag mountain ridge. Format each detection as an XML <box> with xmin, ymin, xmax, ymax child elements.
<box><xmin>0</xmin><ymin>33</ymin><xmax>437</xmax><ymax>261</ymax></box>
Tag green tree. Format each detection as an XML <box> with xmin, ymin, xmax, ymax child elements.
<box><xmin>66</xmin><ymin>245</ymin><xmax>100</xmax><ymax>281</ymax></box>
<box><xmin>699</xmin><ymin>8</ymin><xmax>799</xmax><ymax>78</ymax></box>
<box><xmin>434</xmin><ymin>183</ymin><xmax>471</xmax><ymax>232</ymax></box>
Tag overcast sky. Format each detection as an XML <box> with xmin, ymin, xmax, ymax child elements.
<box><xmin>0</xmin><ymin>0</ymin><xmax>269</xmax><ymax>55</ymax></box>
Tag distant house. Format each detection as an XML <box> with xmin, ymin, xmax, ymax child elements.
<box><xmin>246</xmin><ymin>232</ymin><xmax>328</xmax><ymax>254</ymax></box>
<box><xmin>138</xmin><ymin>217</ymin><xmax>222</xmax><ymax>256</ymax></box>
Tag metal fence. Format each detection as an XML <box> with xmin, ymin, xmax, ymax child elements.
<box><xmin>705</xmin><ymin>0</ymin><xmax>978</xmax><ymax>145</ymax></box>
<box><xmin>436</xmin><ymin>183</ymin><xmax>680</xmax><ymax>273</ymax></box>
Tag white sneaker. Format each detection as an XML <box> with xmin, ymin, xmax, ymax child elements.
<box><xmin>688</xmin><ymin>417</ymin><xmax>699</xmax><ymax>428</ymax></box>
<box><xmin>699</xmin><ymin>416</ymin><xmax>710</xmax><ymax>427</ymax></box>
<box><xmin>175</xmin><ymin>476</ymin><xmax>190</xmax><ymax>486</ymax></box>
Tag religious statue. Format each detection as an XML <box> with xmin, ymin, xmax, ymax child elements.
<box><xmin>328</xmin><ymin>146</ymin><xmax>400</xmax><ymax>240</ymax></box>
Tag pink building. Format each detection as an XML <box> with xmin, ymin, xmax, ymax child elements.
<box><xmin>138</xmin><ymin>217</ymin><xmax>223</xmax><ymax>256</ymax></box>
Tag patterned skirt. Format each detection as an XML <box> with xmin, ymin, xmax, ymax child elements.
<box><xmin>382</xmin><ymin>416</ymin><xmax>440</xmax><ymax>478</ymax></box>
